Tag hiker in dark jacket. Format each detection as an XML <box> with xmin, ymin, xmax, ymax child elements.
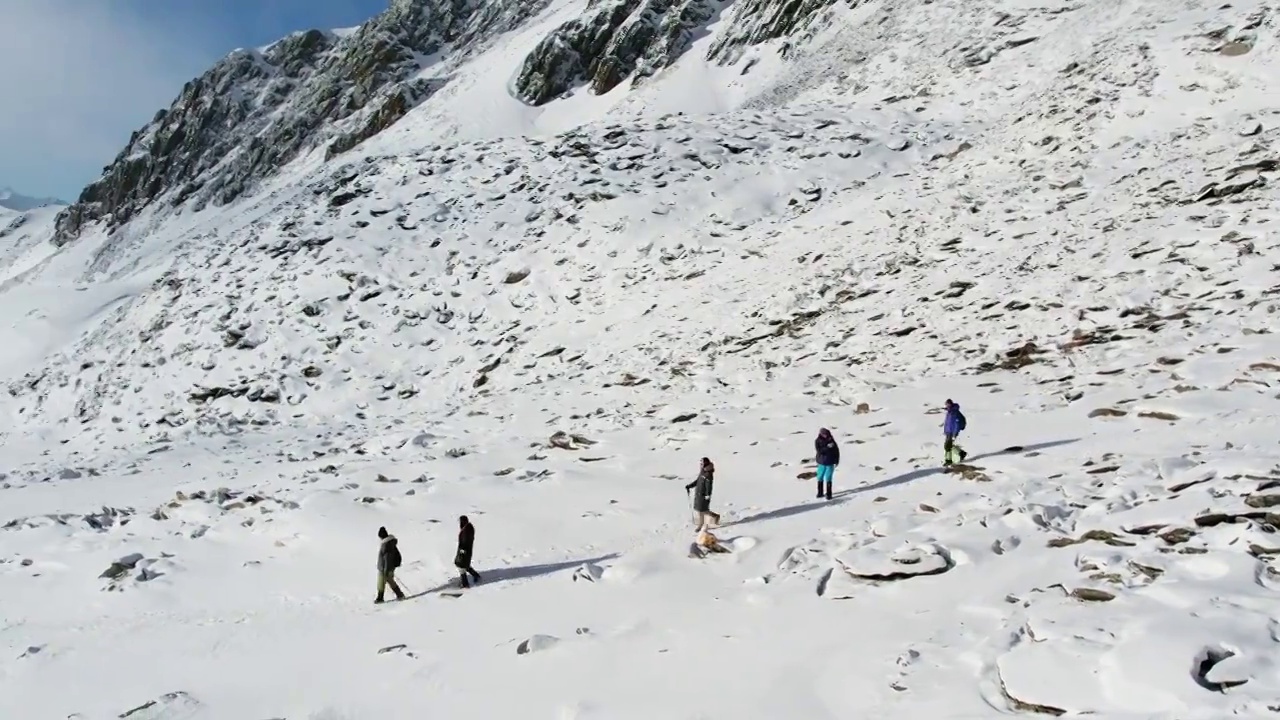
<box><xmin>943</xmin><ymin>399</ymin><xmax>968</xmax><ymax>466</ymax></box>
<box><xmin>455</xmin><ymin>515</ymin><xmax>482</xmax><ymax>588</ymax></box>
<box><xmin>814</xmin><ymin>428</ymin><xmax>840</xmax><ymax>500</ymax></box>
<box><xmin>375</xmin><ymin>526</ymin><xmax>405</xmax><ymax>604</ymax></box>
<box><xmin>685</xmin><ymin>457</ymin><xmax>720</xmax><ymax>529</ymax></box>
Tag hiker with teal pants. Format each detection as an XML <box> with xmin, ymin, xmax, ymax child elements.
<box><xmin>814</xmin><ymin>428</ymin><xmax>839</xmax><ymax>500</ymax></box>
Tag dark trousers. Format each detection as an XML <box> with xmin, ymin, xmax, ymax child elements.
<box><xmin>376</xmin><ymin>569</ymin><xmax>404</xmax><ymax>602</ymax></box>
<box><xmin>456</xmin><ymin>562</ymin><xmax>481</xmax><ymax>587</ymax></box>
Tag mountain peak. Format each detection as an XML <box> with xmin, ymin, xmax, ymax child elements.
<box><xmin>0</xmin><ymin>186</ymin><xmax>66</xmax><ymax>212</ymax></box>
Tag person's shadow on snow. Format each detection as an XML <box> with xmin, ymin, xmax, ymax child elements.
<box><xmin>726</xmin><ymin>438</ymin><xmax>1080</xmax><ymax>528</ymax></box>
<box><xmin>852</xmin><ymin>437</ymin><xmax>1081</xmax><ymax>496</ymax></box>
<box><xmin>402</xmin><ymin>553</ymin><xmax>620</xmax><ymax>600</ymax></box>
<box><xmin>725</xmin><ymin>497</ymin><xmax>852</xmax><ymax>527</ymax></box>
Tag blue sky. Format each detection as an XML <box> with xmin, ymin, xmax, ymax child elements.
<box><xmin>0</xmin><ymin>0</ymin><xmax>387</xmax><ymax>202</ymax></box>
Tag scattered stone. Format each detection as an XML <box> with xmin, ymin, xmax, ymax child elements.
<box><xmin>1195</xmin><ymin>510</ymin><xmax>1280</xmax><ymax>527</ymax></box>
<box><xmin>548</xmin><ymin>431</ymin><xmax>595</xmax><ymax>450</ymax></box>
<box><xmin>1245</xmin><ymin>494</ymin><xmax>1280</xmax><ymax>509</ymax></box>
<box><xmin>572</xmin><ymin>562</ymin><xmax>605</xmax><ymax>582</ymax></box>
<box><xmin>997</xmin><ymin>669</ymin><xmax>1067</xmax><ymax>716</ymax></box>
<box><xmin>100</xmin><ymin>553</ymin><xmax>145</xmax><ymax>580</ymax></box>
<box><xmin>515</xmin><ymin>634</ymin><xmax>561</xmax><ymax>655</ymax></box>
<box><xmin>1195</xmin><ymin>647</ymin><xmax>1249</xmax><ymax>692</ymax></box>
<box><xmin>1047</xmin><ymin>529</ymin><xmax>1135</xmax><ymax>548</ymax></box>
<box><xmin>1129</xmin><ymin>561</ymin><xmax>1164</xmax><ymax>581</ymax></box>
<box><xmin>1159</xmin><ymin>527</ymin><xmax>1195</xmax><ymax>545</ymax></box>
<box><xmin>378</xmin><ymin>643</ymin><xmax>410</xmax><ymax>654</ymax></box>
<box><xmin>671</xmin><ymin>413</ymin><xmax>698</xmax><ymax>423</ymax></box>
<box><xmin>494</xmin><ymin>467</ymin><xmax>515</xmax><ymax>476</ymax></box>
<box><xmin>1168</xmin><ymin>474</ymin><xmax>1215</xmax><ymax>493</ymax></box>
<box><xmin>117</xmin><ymin>691</ymin><xmax>200</xmax><ymax>718</ymax></box>
<box><xmin>503</xmin><ymin>268</ymin><xmax>531</xmax><ymax>284</ymax></box>
<box><xmin>1247</xmin><ymin>544</ymin><xmax>1280</xmax><ymax>558</ymax></box>
<box><xmin>1240</xmin><ymin>122</ymin><xmax>1264</xmax><ymax>137</ymax></box>
<box><xmin>1070</xmin><ymin>587</ymin><xmax>1116</xmax><ymax>602</ymax></box>
<box><xmin>1089</xmin><ymin>408</ymin><xmax>1128</xmax><ymax>418</ymax></box>
<box><xmin>1138</xmin><ymin>410</ymin><xmax>1179</xmax><ymax>421</ymax></box>
<box><xmin>839</xmin><ymin>544</ymin><xmax>954</xmax><ymax>582</ymax></box>
<box><xmin>1219</xmin><ymin>41</ymin><xmax>1252</xmax><ymax>56</ymax></box>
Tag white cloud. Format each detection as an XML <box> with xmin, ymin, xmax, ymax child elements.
<box><xmin>0</xmin><ymin>0</ymin><xmax>222</xmax><ymax>201</ymax></box>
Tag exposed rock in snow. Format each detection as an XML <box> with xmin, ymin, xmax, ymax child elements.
<box><xmin>53</xmin><ymin>0</ymin><xmax>552</xmax><ymax>245</ymax></box>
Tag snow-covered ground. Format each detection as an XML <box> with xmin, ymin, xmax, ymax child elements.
<box><xmin>2</xmin><ymin>0</ymin><xmax>1280</xmax><ymax>717</ymax></box>
<box><xmin>4</xmin><ymin>372</ymin><xmax>1280</xmax><ymax>718</ymax></box>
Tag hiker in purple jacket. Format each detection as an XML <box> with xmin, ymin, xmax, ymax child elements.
<box><xmin>814</xmin><ymin>428</ymin><xmax>839</xmax><ymax>500</ymax></box>
<box><xmin>943</xmin><ymin>399</ymin><xmax>968</xmax><ymax>466</ymax></box>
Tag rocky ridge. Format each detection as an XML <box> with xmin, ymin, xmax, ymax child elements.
<box><xmin>52</xmin><ymin>0</ymin><xmax>552</xmax><ymax>245</ymax></box>
<box><xmin>52</xmin><ymin>0</ymin><xmax>866</xmax><ymax>247</ymax></box>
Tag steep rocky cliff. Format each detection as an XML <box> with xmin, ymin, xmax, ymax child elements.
<box><xmin>53</xmin><ymin>0</ymin><xmax>549</xmax><ymax>246</ymax></box>
<box><xmin>53</xmin><ymin>0</ymin><xmax>867</xmax><ymax>246</ymax></box>
<box><xmin>511</xmin><ymin>0</ymin><xmax>850</xmax><ymax>105</ymax></box>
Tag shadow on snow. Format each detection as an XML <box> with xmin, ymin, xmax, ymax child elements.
<box><xmin>852</xmin><ymin>437</ymin><xmax>1081</xmax><ymax>495</ymax></box>
<box><xmin>403</xmin><ymin>553</ymin><xmax>620</xmax><ymax>599</ymax></box>
<box><xmin>724</xmin><ymin>438</ymin><xmax>1080</xmax><ymax>528</ymax></box>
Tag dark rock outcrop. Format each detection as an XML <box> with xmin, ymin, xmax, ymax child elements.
<box><xmin>513</xmin><ymin>0</ymin><xmax>722</xmax><ymax>105</ymax></box>
<box><xmin>512</xmin><ymin>0</ymin><xmax>847</xmax><ymax>106</ymax></box>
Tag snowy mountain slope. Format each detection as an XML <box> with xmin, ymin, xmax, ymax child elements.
<box><xmin>5</xmin><ymin>0</ymin><xmax>1278</xmax><ymax>452</ymax></box>
<box><xmin>0</xmin><ymin>206</ymin><xmax>62</xmax><ymax>284</ymax></box>
<box><xmin>0</xmin><ymin>187</ymin><xmax>64</xmax><ymax>213</ymax></box>
<box><xmin>5</xmin><ymin>107</ymin><xmax>970</xmax><ymax>445</ymax></box>
<box><xmin>50</xmin><ymin>0</ymin><xmax>904</xmax><ymax>246</ymax></box>
<box><xmin>2</xmin><ymin>0</ymin><xmax>1280</xmax><ymax>717</ymax></box>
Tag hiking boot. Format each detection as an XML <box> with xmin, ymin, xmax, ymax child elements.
<box><xmin>958</xmin><ymin>449</ymin><xmax>968</xmax><ymax>462</ymax></box>
<box><xmin>816</xmin><ymin>481</ymin><xmax>823</xmax><ymax>498</ymax></box>
<box><xmin>374</xmin><ymin>598</ymin><xmax>385</xmax><ymax>605</ymax></box>
<box><xmin>825</xmin><ymin>486</ymin><xmax>833</xmax><ymax>500</ymax></box>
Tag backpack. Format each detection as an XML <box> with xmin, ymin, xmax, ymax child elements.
<box><xmin>387</xmin><ymin>542</ymin><xmax>402</xmax><ymax>570</ymax></box>
<box><xmin>956</xmin><ymin>410</ymin><xmax>967</xmax><ymax>432</ymax></box>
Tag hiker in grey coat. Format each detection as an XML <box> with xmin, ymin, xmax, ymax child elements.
<box><xmin>685</xmin><ymin>457</ymin><xmax>721</xmax><ymax>529</ymax></box>
<box><xmin>375</xmin><ymin>526</ymin><xmax>405</xmax><ymax>604</ymax></box>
